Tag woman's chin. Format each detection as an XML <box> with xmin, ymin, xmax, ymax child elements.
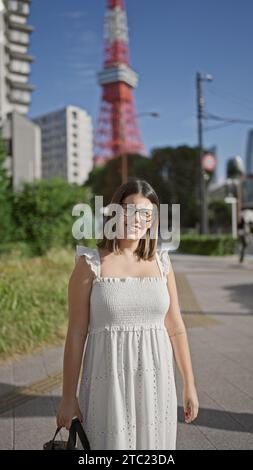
<box><xmin>127</xmin><ymin>233</ymin><xmax>140</xmax><ymax>239</ymax></box>
<box><xmin>125</xmin><ymin>229</ymin><xmax>145</xmax><ymax>239</ymax></box>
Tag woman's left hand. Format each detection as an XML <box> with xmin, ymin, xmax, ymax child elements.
<box><xmin>183</xmin><ymin>382</ymin><xmax>199</xmax><ymax>424</ymax></box>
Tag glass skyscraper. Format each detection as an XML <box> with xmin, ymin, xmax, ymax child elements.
<box><xmin>245</xmin><ymin>129</ymin><xmax>253</xmax><ymax>176</ymax></box>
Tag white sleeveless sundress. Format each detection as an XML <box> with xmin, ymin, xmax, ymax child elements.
<box><xmin>75</xmin><ymin>245</ymin><xmax>178</xmax><ymax>450</ymax></box>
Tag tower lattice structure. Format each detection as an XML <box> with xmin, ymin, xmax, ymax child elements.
<box><xmin>93</xmin><ymin>0</ymin><xmax>145</xmax><ymax>167</ymax></box>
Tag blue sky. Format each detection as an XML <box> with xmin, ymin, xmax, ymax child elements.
<box><xmin>28</xmin><ymin>0</ymin><xmax>253</xmax><ymax>182</ymax></box>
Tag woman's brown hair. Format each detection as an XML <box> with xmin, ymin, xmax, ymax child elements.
<box><xmin>96</xmin><ymin>178</ymin><xmax>160</xmax><ymax>260</ymax></box>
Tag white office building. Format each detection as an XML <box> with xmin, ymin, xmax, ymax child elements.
<box><xmin>32</xmin><ymin>106</ymin><xmax>93</xmax><ymax>185</ymax></box>
<box><xmin>0</xmin><ymin>0</ymin><xmax>41</xmax><ymax>191</ymax></box>
<box><xmin>0</xmin><ymin>0</ymin><xmax>34</xmax><ymax>118</ymax></box>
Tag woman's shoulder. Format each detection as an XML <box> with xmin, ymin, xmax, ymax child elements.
<box><xmin>74</xmin><ymin>245</ymin><xmax>99</xmax><ymax>278</ymax></box>
<box><xmin>75</xmin><ymin>244</ymin><xmax>97</xmax><ymax>258</ymax></box>
<box><xmin>157</xmin><ymin>247</ymin><xmax>172</xmax><ymax>275</ymax></box>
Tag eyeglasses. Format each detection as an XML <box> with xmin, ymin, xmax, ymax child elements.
<box><xmin>120</xmin><ymin>203</ymin><xmax>153</xmax><ymax>221</ymax></box>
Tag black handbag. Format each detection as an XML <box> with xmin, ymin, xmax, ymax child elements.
<box><xmin>43</xmin><ymin>417</ymin><xmax>90</xmax><ymax>450</ymax></box>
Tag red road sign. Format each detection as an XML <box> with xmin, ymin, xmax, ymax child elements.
<box><xmin>202</xmin><ymin>153</ymin><xmax>216</xmax><ymax>172</ymax></box>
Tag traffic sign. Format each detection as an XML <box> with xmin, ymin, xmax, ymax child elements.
<box><xmin>202</xmin><ymin>153</ymin><xmax>216</xmax><ymax>172</ymax></box>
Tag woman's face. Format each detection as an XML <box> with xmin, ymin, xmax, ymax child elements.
<box><xmin>118</xmin><ymin>194</ymin><xmax>155</xmax><ymax>240</ymax></box>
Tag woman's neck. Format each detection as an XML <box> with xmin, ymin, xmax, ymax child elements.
<box><xmin>117</xmin><ymin>239</ymin><xmax>139</xmax><ymax>255</ymax></box>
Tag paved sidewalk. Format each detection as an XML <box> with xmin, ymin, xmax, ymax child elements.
<box><xmin>0</xmin><ymin>254</ymin><xmax>253</xmax><ymax>450</ymax></box>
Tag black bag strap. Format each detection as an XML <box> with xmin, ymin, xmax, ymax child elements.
<box><xmin>48</xmin><ymin>418</ymin><xmax>90</xmax><ymax>450</ymax></box>
<box><xmin>49</xmin><ymin>426</ymin><xmax>62</xmax><ymax>449</ymax></box>
<box><xmin>67</xmin><ymin>418</ymin><xmax>90</xmax><ymax>450</ymax></box>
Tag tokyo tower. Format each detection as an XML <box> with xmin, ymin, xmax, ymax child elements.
<box><xmin>93</xmin><ymin>0</ymin><xmax>145</xmax><ymax>167</ymax></box>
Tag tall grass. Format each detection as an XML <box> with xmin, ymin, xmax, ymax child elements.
<box><xmin>0</xmin><ymin>247</ymin><xmax>75</xmax><ymax>362</ymax></box>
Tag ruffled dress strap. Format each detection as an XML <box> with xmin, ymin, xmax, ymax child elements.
<box><xmin>75</xmin><ymin>245</ymin><xmax>101</xmax><ymax>277</ymax></box>
<box><xmin>157</xmin><ymin>248</ymin><xmax>172</xmax><ymax>277</ymax></box>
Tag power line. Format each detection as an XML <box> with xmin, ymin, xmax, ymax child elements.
<box><xmin>204</xmin><ymin>111</ymin><xmax>253</xmax><ymax>125</ymax></box>
<box><xmin>204</xmin><ymin>122</ymin><xmax>240</xmax><ymax>132</ymax></box>
<box><xmin>206</xmin><ymin>86</ymin><xmax>253</xmax><ymax>112</ymax></box>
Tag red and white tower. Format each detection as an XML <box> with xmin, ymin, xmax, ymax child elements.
<box><xmin>93</xmin><ymin>0</ymin><xmax>145</xmax><ymax>166</ymax></box>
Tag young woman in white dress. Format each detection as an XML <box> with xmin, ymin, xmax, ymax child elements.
<box><xmin>56</xmin><ymin>178</ymin><xmax>199</xmax><ymax>450</ymax></box>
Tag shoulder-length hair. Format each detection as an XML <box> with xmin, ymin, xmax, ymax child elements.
<box><xmin>96</xmin><ymin>178</ymin><xmax>160</xmax><ymax>260</ymax></box>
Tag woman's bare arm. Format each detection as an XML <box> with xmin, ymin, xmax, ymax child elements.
<box><xmin>164</xmin><ymin>259</ymin><xmax>199</xmax><ymax>422</ymax></box>
<box><xmin>164</xmin><ymin>264</ymin><xmax>195</xmax><ymax>385</ymax></box>
<box><xmin>61</xmin><ymin>256</ymin><xmax>93</xmax><ymax>401</ymax></box>
<box><xmin>57</xmin><ymin>255</ymin><xmax>94</xmax><ymax>428</ymax></box>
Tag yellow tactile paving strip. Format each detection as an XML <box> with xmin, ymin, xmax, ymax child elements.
<box><xmin>175</xmin><ymin>272</ymin><xmax>220</xmax><ymax>329</ymax></box>
<box><xmin>0</xmin><ymin>272</ymin><xmax>218</xmax><ymax>414</ymax></box>
<box><xmin>0</xmin><ymin>372</ymin><xmax>63</xmax><ymax>415</ymax></box>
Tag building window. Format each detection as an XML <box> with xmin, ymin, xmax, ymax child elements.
<box><xmin>72</xmin><ymin>133</ymin><xmax>78</xmax><ymax>139</ymax></box>
<box><xmin>10</xmin><ymin>59</ymin><xmax>30</xmax><ymax>74</ymax></box>
<box><xmin>72</xmin><ymin>111</ymin><xmax>78</xmax><ymax>119</ymax></box>
<box><xmin>73</xmin><ymin>172</ymin><xmax>78</xmax><ymax>177</ymax></box>
<box><xmin>73</xmin><ymin>153</ymin><xmax>78</xmax><ymax>157</ymax></box>
<box><xmin>8</xmin><ymin>1</ymin><xmax>29</xmax><ymax>15</ymax></box>
<box><xmin>72</xmin><ymin>123</ymin><xmax>78</xmax><ymax>129</ymax></box>
<box><xmin>11</xmin><ymin>89</ymin><xmax>30</xmax><ymax>104</ymax></box>
<box><xmin>9</xmin><ymin>30</ymin><xmax>29</xmax><ymax>45</ymax></box>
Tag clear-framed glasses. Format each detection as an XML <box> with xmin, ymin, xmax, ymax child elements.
<box><xmin>120</xmin><ymin>203</ymin><xmax>154</xmax><ymax>221</ymax></box>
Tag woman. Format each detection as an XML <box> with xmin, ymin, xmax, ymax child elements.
<box><xmin>56</xmin><ymin>178</ymin><xmax>199</xmax><ymax>450</ymax></box>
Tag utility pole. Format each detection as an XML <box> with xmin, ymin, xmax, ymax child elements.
<box><xmin>196</xmin><ymin>72</ymin><xmax>212</xmax><ymax>234</ymax></box>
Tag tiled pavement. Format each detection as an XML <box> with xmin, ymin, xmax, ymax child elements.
<box><xmin>1</xmin><ymin>254</ymin><xmax>253</xmax><ymax>450</ymax></box>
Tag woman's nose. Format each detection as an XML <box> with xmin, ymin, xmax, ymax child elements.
<box><xmin>135</xmin><ymin>211</ymin><xmax>141</xmax><ymax>222</ymax></box>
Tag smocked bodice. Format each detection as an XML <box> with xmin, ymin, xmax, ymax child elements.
<box><xmin>75</xmin><ymin>245</ymin><xmax>172</xmax><ymax>333</ymax></box>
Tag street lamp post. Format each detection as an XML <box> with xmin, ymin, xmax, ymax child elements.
<box><xmin>225</xmin><ymin>196</ymin><xmax>238</xmax><ymax>239</ymax></box>
<box><xmin>196</xmin><ymin>72</ymin><xmax>213</xmax><ymax>235</ymax></box>
<box><xmin>121</xmin><ymin>111</ymin><xmax>160</xmax><ymax>184</ymax></box>
<box><xmin>225</xmin><ymin>178</ymin><xmax>242</xmax><ymax>237</ymax></box>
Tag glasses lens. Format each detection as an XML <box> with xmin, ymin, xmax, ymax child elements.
<box><xmin>121</xmin><ymin>203</ymin><xmax>153</xmax><ymax>220</ymax></box>
<box><xmin>121</xmin><ymin>203</ymin><xmax>134</xmax><ymax>215</ymax></box>
<box><xmin>139</xmin><ymin>209</ymin><xmax>153</xmax><ymax>220</ymax></box>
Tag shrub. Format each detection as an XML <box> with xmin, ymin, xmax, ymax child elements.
<box><xmin>177</xmin><ymin>234</ymin><xmax>237</xmax><ymax>255</ymax></box>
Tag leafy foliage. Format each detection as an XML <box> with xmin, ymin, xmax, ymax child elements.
<box><xmin>12</xmin><ymin>177</ymin><xmax>93</xmax><ymax>255</ymax></box>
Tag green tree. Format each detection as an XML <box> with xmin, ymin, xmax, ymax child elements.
<box><xmin>12</xmin><ymin>177</ymin><xmax>94</xmax><ymax>255</ymax></box>
<box><xmin>208</xmin><ymin>198</ymin><xmax>232</xmax><ymax>234</ymax></box>
<box><xmin>0</xmin><ymin>129</ymin><xmax>13</xmax><ymax>242</ymax></box>
<box><xmin>87</xmin><ymin>145</ymin><xmax>207</xmax><ymax>231</ymax></box>
<box><xmin>150</xmin><ymin>146</ymin><xmax>200</xmax><ymax>229</ymax></box>
<box><xmin>86</xmin><ymin>153</ymin><xmax>151</xmax><ymax>207</ymax></box>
